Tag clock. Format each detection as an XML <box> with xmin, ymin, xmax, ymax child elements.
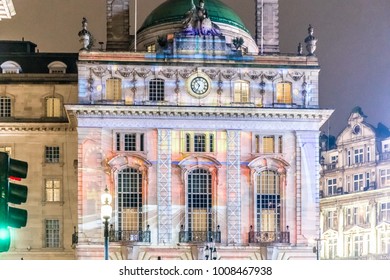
<box><xmin>190</xmin><ymin>76</ymin><xmax>209</xmax><ymax>95</ymax></box>
<box><xmin>187</xmin><ymin>73</ymin><xmax>211</xmax><ymax>98</ymax></box>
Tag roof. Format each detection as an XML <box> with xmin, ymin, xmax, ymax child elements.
<box><xmin>139</xmin><ymin>0</ymin><xmax>249</xmax><ymax>33</ymax></box>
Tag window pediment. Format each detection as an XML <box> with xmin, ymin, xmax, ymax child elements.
<box><xmin>108</xmin><ymin>154</ymin><xmax>152</xmax><ymax>172</ymax></box>
<box><xmin>248</xmin><ymin>157</ymin><xmax>289</xmax><ymax>174</ymax></box>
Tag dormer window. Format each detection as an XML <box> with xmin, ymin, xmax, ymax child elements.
<box><xmin>276</xmin><ymin>82</ymin><xmax>292</xmax><ymax>104</ymax></box>
<box><xmin>1</xmin><ymin>61</ymin><xmax>22</xmax><ymax>74</ymax></box>
<box><xmin>48</xmin><ymin>61</ymin><xmax>67</xmax><ymax>74</ymax></box>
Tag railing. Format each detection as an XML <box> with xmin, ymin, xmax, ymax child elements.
<box><xmin>248</xmin><ymin>230</ymin><xmax>290</xmax><ymax>244</ymax></box>
<box><xmin>109</xmin><ymin>228</ymin><xmax>151</xmax><ymax>243</ymax></box>
<box><xmin>335</xmin><ymin>253</ymin><xmax>390</xmax><ymax>260</ymax></box>
<box><xmin>179</xmin><ymin>228</ymin><xmax>221</xmax><ymax>243</ymax></box>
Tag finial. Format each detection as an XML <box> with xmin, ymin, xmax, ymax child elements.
<box><xmin>304</xmin><ymin>24</ymin><xmax>318</xmax><ymax>56</ymax></box>
<box><xmin>78</xmin><ymin>17</ymin><xmax>93</xmax><ymax>51</ymax></box>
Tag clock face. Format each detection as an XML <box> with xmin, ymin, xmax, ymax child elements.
<box><xmin>190</xmin><ymin>76</ymin><xmax>209</xmax><ymax>95</ymax></box>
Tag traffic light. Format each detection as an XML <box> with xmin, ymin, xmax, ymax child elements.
<box><xmin>0</xmin><ymin>152</ymin><xmax>28</xmax><ymax>252</ymax></box>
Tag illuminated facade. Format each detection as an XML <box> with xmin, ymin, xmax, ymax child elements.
<box><xmin>67</xmin><ymin>0</ymin><xmax>332</xmax><ymax>260</ymax></box>
<box><xmin>0</xmin><ymin>0</ymin><xmax>15</xmax><ymax>21</ymax></box>
<box><xmin>320</xmin><ymin>107</ymin><xmax>390</xmax><ymax>260</ymax></box>
<box><xmin>0</xmin><ymin>0</ymin><xmax>333</xmax><ymax>260</ymax></box>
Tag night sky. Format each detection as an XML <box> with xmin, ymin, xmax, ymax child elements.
<box><xmin>1</xmin><ymin>0</ymin><xmax>390</xmax><ymax>136</ymax></box>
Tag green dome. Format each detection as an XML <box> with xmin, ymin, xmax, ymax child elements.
<box><xmin>139</xmin><ymin>0</ymin><xmax>249</xmax><ymax>33</ymax></box>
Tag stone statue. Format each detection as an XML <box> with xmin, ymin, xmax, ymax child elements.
<box><xmin>182</xmin><ymin>0</ymin><xmax>221</xmax><ymax>36</ymax></box>
<box><xmin>304</xmin><ymin>25</ymin><xmax>318</xmax><ymax>56</ymax></box>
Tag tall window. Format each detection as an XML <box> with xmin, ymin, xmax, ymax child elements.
<box><xmin>117</xmin><ymin>168</ymin><xmax>143</xmax><ymax>231</ymax></box>
<box><xmin>353</xmin><ymin>174</ymin><xmax>364</xmax><ymax>192</ymax></box>
<box><xmin>354</xmin><ymin>148</ymin><xmax>364</xmax><ymax>164</ymax></box>
<box><xmin>116</xmin><ymin>132</ymin><xmax>145</xmax><ymax>152</ymax></box>
<box><xmin>379</xmin><ymin>231</ymin><xmax>390</xmax><ymax>254</ymax></box>
<box><xmin>106</xmin><ymin>78</ymin><xmax>122</xmax><ymax>100</ymax></box>
<box><xmin>327</xmin><ymin>178</ymin><xmax>337</xmax><ymax>196</ymax></box>
<box><xmin>149</xmin><ymin>78</ymin><xmax>165</xmax><ymax>101</ymax></box>
<box><xmin>187</xmin><ymin>169</ymin><xmax>212</xmax><ymax>234</ymax></box>
<box><xmin>256</xmin><ymin>170</ymin><xmax>280</xmax><ymax>232</ymax></box>
<box><xmin>234</xmin><ymin>80</ymin><xmax>250</xmax><ymax>103</ymax></box>
<box><xmin>379</xmin><ymin>202</ymin><xmax>390</xmax><ymax>222</ymax></box>
<box><xmin>45</xmin><ymin>146</ymin><xmax>60</xmax><ymax>163</ymax></box>
<box><xmin>45</xmin><ymin>219</ymin><xmax>60</xmax><ymax>248</ymax></box>
<box><xmin>0</xmin><ymin>96</ymin><xmax>11</xmax><ymax>117</ymax></box>
<box><xmin>326</xmin><ymin>210</ymin><xmax>337</xmax><ymax>229</ymax></box>
<box><xmin>46</xmin><ymin>97</ymin><xmax>62</xmax><ymax>117</ymax></box>
<box><xmin>276</xmin><ymin>82</ymin><xmax>292</xmax><ymax>104</ymax></box>
<box><xmin>326</xmin><ymin>238</ymin><xmax>337</xmax><ymax>260</ymax></box>
<box><xmin>45</xmin><ymin>179</ymin><xmax>61</xmax><ymax>202</ymax></box>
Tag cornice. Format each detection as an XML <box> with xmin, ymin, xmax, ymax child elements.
<box><xmin>0</xmin><ymin>122</ymin><xmax>75</xmax><ymax>132</ymax></box>
<box><xmin>66</xmin><ymin>104</ymin><xmax>333</xmax><ymax>126</ymax></box>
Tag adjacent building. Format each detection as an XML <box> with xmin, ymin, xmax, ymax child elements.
<box><xmin>320</xmin><ymin>107</ymin><xmax>390</xmax><ymax>259</ymax></box>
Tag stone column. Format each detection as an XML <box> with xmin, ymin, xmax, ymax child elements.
<box><xmin>295</xmin><ymin>131</ymin><xmax>321</xmax><ymax>244</ymax></box>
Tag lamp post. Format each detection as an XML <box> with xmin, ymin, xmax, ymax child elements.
<box><xmin>101</xmin><ymin>187</ymin><xmax>112</xmax><ymax>260</ymax></box>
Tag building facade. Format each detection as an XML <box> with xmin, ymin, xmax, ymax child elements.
<box><xmin>67</xmin><ymin>0</ymin><xmax>332</xmax><ymax>260</ymax></box>
<box><xmin>0</xmin><ymin>41</ymin><xmax>79</xmax><ymax>260</ymax></box>
<box><xmin>1</xmin><ymin>0</ymin><xmax>333</xmax><ymax>260</ymax></box>
<box><xmin>320</xmin><ymin>107</ymin><xmax>390</xmax><ymax>260</ymax></box>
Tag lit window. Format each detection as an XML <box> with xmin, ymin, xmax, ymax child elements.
<box><xmin>276</xmin><ymin>82</ymin><xmax>292</xmax><ymax>104</ymax></box>
<box><xmin>45</xmin><ymin>146</ymin><xmax>60</xmax><ymax>163</ymax></box>
<box><xmin>115</xmin><ymin>132</ymin><xmax>145</xmax><ymax>152</ymax></box>
<box><xmin>117</xmin><ymin>168</ymin><xmax>143</xmax><ymax>232</ymax></box>
<box><xmin>254</xmin><ymin>134</ymin><xmax>282</xmax><ymax>154</ymax></box>
<box><xmin>256</xmin><ymin>170</ymin><xmax>280</xmax><ymax>232</ymax></box>
<box><xmin>149</xmin><ymin>78</ymin><xmax>165</xmax><ymax>101</ymax></box>
<box><xmin>45</xmin><ymin>219</ymin><xmax>60</xmax><ymax>248</ymax></box>
<box><xmin>0</xmin><ymin>96</ymin><xmax>11</xmax><ymax>117</ymax></box>
<box><xmin>234</xmin><ymin>80</ymin><xmax>250</xmax><ymax>103</ymax></box>
<box><xmin>147</xmin><ymin>44</ymin><xmax>156</xmax><ymax>53</ymax></box>
<box><xmin>183</xmin><ymin>132</ymin><xmax>215</xmax><ymax>153</ymax></box>
<box><xmin>45</xmin><ymin>179</ymin><xmax>61</xmax><ymax>202</ymax></box>
<box><xmin>106</xmin><ymin>78</ymin><xmax>122</xmax><ymax>100</ymax></box>
<box><xmin>187</xmin><ymin>169</ymin><xmax>212</xmax><ymax>235</ymax></box>
<box><xmin>46</xmin><ymin>97</ymin><xmax>62</xmax><ymax>117</ymax></box>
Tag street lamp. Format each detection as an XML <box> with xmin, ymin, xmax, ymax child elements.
<box><xmin>101</xmin><ymin>187</ymin><xmax>112</xmax><ymax>260</ymax></box>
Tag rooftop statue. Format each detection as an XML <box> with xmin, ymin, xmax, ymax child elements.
<box><xmin>182</xmin><ymin>0</ymin><xmax>221</xmax><ymax>36</ymax></box>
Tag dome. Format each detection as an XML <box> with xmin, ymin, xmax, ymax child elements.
<box><xmin>136</xmin><ymin>0</ymin><xmax>258</xmax><ymax>53</ymax></box>
<box><xmin>139</xmin><ymin>0</ymin><xmax>250</xmax><ymax>34</ymax></box>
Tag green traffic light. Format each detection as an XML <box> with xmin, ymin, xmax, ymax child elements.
<box><xmin>0</xmin><ymin>227</ymin><xmax>11</xmax><ymax>252</ymax></box>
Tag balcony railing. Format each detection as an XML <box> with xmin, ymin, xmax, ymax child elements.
<box><xmin>179</xmin><ymin>225</ymin><xmax>221</xmax><ymax>243</ymax></box>
<box><xmin>109</xmin><ymin>226</ymin><xmax>151</xmax><ymax>243</ymax></box>
<box><xmin>248</xmin><ymin>229</ymin><xmax>290</xmax><ymax>244</ymax></box>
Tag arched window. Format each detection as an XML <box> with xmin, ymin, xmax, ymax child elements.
<box><xmin>256</xmin><ymin>170</ymin><xmax>280</xmax><ymax>232</ymax></box>
<box><xmin>149</xmin><ymin>78</ymin><xmax>165</xmax><ymax>101</ymax></box>
<box><xmin>234</xmin><ymin>80</ymin><xmax>250</xmax><ymax>103</ymax></box>
<box><xmin>1</xmin><ymin>61</ymin><xmax>21</xmax><ymax>74</ymax></box>
<box><xmin>276</xmin><ymin>82</ymin><xmax>292</xmax><ymax>104</ymax></box>
<box><xmin>117</xmin><ymin>167</ymin><xmax>143</xmax><ymax>232</ymax></box>
<box><xmin>106</xmin><ymin>78</ymin><xmax>122</xmax><ymax>100</ymax></box>
<box><xmin>187</xmin><ymin>168</ymin><xmax>212</xmax><ymax>234</ymax></box>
